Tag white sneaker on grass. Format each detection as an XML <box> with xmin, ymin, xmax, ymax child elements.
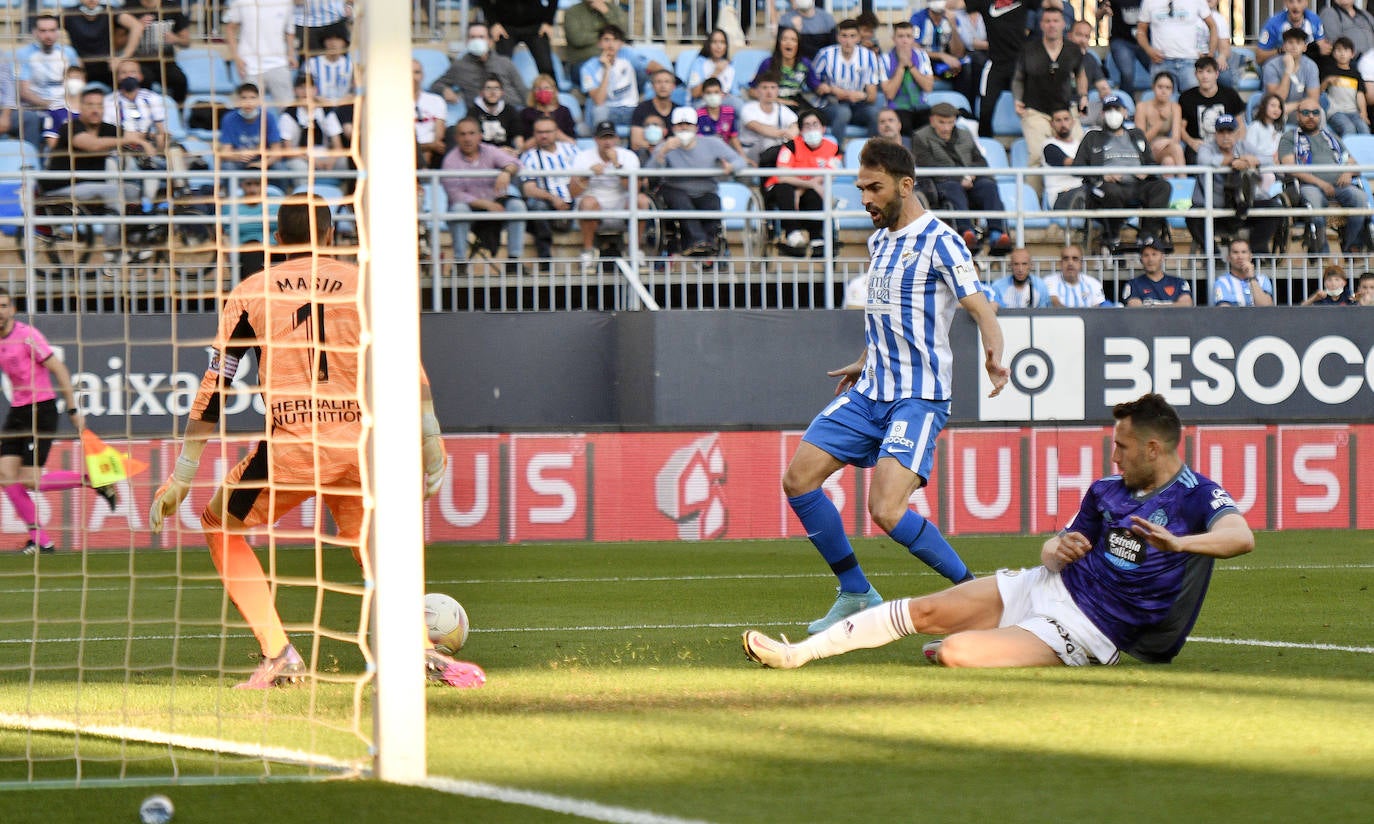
<box><xmin>742</xmin><ymin>630</ymin><xmax>802</xmax><ymax>669</ymax></box>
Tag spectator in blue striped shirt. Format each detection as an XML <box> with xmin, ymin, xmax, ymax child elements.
<box><xmin>1210</xmin><ymin>239</ymin><xmax>1275</xmax><ymax>306</ymax></box>
<box><xmin>812</xmin><ymin>19</ymin><xmax>886</xmax><ymax>146</ymax></box>
<box><xmin>1044</xmin><ymin>245</ymin><xmax>1110</xmax><ymax>307</ymax></box>
<box><xmin>294</xmin><ymin>0</ymin><xmax>351</xmax><ymax>56</ymax></box>
<box><xmin>519</xmin><ymin>115</ymin><xmax>579</xmax><ymax>262</ymax></box>
<box><xmin>305</xmin><ymin>31</ymin><xmax>355</xmax><ymax>142</ymax></box>
<box><xmin>988</xmin><ymin>247</ymin><xmax>1052</xmax><ymax>308</ymax></box>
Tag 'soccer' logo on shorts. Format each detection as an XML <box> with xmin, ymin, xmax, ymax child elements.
<box><xmin>1104</xmin><ymin>527</ymin><xmax>1146</xmax><ymax>569</ymax></box>
<box><xmin>882</xmin><ymin>420</ymin><xmax>915</xmax><ymax>452</ymax></box>
<box><xmin>979</xmin><ymin>316</ymin><xmax>1085</xmax><ymax>422</ymax></box>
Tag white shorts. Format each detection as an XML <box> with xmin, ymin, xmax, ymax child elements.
<box><xmin>995</xmin><ymin>567</ymin><xmax>1120</xmax><ymax>666</ymax></box>
<box><xmin>579</xmin><ymin>191</ymin><xmax>627</xmax><ymax>213</ymax></box>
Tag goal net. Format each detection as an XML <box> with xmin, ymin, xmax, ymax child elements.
<box><xmin>0</xmin><ymin>0</ymin><xmax>427</xmax><ymax>787</ymax></box>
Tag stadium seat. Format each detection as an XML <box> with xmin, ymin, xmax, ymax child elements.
<box><xmin>161</xmin><ymin>95</ymin><xmax>188</xmax><ymax>142</ymax></box>
<box><xmin>718</xmin><ymin>181</ymin><xmax>766</xmax><ymax>258</ymax></box>
<box><xmin>178</xmin><ymin>47</ymin><xmax>235</xmax><ymax>96</ymax></box>
<box><xmin>558</xmin><ymin>92</ymin><xmax>586</xmax><ymax>136</ymax></box>
<box><xmin>1344</xmin><ymin>134</ymin><xmax>1374</xmax><ymax>168</ymax></box>
<box><xmin>183</xmin><ymin>93</ymin><xmax>230</xmax><ymax>140</ymax></box>
<box><xmin>511</xmin><ymin>45</ymin><xmax>539</xmax><ymax>88</ymax></box>
<box><xmin>926</xmin><ymin>90</ymin><xmax>972</xmax><ymax>115</ymax></box>
<box><xmin>1009</xmin><ymin>138</ymin><xmax>1028</xmax><ymax>171</ymax></box>
<box><xmin>1167</xmin><ymin>178</ymin><xmax>1195</xmax><ymax>230</ymax></box>
<box><xmin>413</xmin><ymin>48</ymin><xmax>452</xmax><ymax>92</ymax></box>
<box><xmin>0</xmin><ymin>139</ymin><xmax>34</xmax><ymax>238</ymax></box>
<box><xmin>843</xmin><ymin>140</ymin><xmax>864</xmax><ymax>170</ymax></box>
<box><xmin>997</xmin><ymin>181</ymin><xmax>1049</xmax><ymax>229</ymax></box>
<box><xmin>990</xmin><ymin>92</ymin><xmax>1020</xmax><ymax>137</ymax></box>
<box><xmin>1232</xmin><ymin>47</ymin><xmax>1260</xmax><ymax>92</ymax></box>
<box><xmin>832</xmin><ymin>173</ymin><xmax>873</xmax><ymax>231</ymax></box>
<box><xmin>674</xmin><ymin>50</ymin><xmax>697</xmax><ymax>86</ymax></box>
<box><xmin>731</xmin><ymin>49</ymin><xmax>770</xmax><ymax>95</ymax></box>
<box><xmin>977</xmin><ymin>137</ymin><xmax>1010</xmax><ymax>183</ymax></box>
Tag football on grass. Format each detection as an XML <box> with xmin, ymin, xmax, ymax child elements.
<box><xmin>424</xmin><ymin>593</ymin><xmax>469</xmax><ymax>653</ymax></box>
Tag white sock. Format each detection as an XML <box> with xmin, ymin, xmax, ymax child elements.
<box><xmin>798</xmin><ymin>598</ymin><xmax>916</xmax><ymax>662</ymax></box>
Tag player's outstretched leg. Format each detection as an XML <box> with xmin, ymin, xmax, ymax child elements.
<box><xmin>236</xmin><ymin>643</ymin><xmax>307</xmax><ymax>689</ymax></box>
<box><xmin>744</xmin><ymin>599</ymin><xmax>916</xmax><ymax>669</ymax></box>
<box><xmin>425</xmin><ymin>647</ymin><xmax>487</xmax><ymax>688</ymax></box>
<box><xmin>789</xmin><ymin>488</ymin><xmax>882</xmax><ymax>634</ymax></box>
<box><xmin>38</xmin><ymin>470</ymin><xmax>118</xmax><ymax>512</ymax></box>
<box><xmin>888</xmin><ymin>510</ymin><xmax>973</xmax><ymax>584</ymax></box>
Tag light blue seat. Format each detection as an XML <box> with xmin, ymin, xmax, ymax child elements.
<box><xmin>991</xmin><ymin>92</ymin><xmax>1020</xmax><ymax>136</ymax></box>
<box><xmin>558</xmin><ymin>92</ymin><xmax>586</xmax><ymax>136</ymax></box>
<box><xmin>731</xmin><ymin>49</ymin><xmax>771</xmax><ymax>95</ymax></box>
<box><xmin>183</xmin><ymin>93</ymin><xmax>230</xmax><ymax>140</ymax></box>
<box><xmin>161</xmin><ymin>95</ymin><xmax>187</xmax><ymax>142</ymax></box>
<box><xmin>511</xmin><ymin>45</ymin><xmax>539</xmax><ymax>88</ymax></box>
<box><xmin>718</xmin><ymin>181</ymin><xmax>765</xmax><ymax>257</ymax></box>
<box><xmin>832</xmin><ymin>173</ymin><xmax>873</xmax><ymax>231</ymax></box>
<box><xmin>843</xmin><ymin>139</ymin><xmax>864</xmax><ymax>170</ymax></box>
<box><xmin>674</xmin><ymin>50</ymin><xmax>697</xmax><ymax>87</ymax></box>
<box><xmin>1344</xmin><ymin>134</ymin><xmax>1374</xmax><ymax>168</ymax></box>
<box><xmin>177</xmin><ymin>47</ymin><xmax>235</xmax><ymax>96</ymax></box>
<box><xmin>1167</xmin><ymin>178</ymin><xmax>1195</xmax><ymax>230</ymax></box>
<box><xmin>926</xmin><ymin>90</ymin><xmax>972</xmax><ymax>113</ymax></box>
<box><xmin>1009</xmin><ymin>138</ymin><xmax>1028</xmax><ymax>170</ymax></box>
<box><xmin>413</xmin><ymin>48</ymin><xmax>452</xmax><ymax>92</ymax></box>
<box><xmin>978</xmin><ymin>137</ymin><xmax>1010</xmax><ymax>183</ymax></box>
<box><xmin>998</xmin><ymin>181</ymin><xmax>1049</xmax><ymax>230</ymax></box>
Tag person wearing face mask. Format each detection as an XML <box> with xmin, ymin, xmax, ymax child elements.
<box><xmin>104</xmin><ymin>59</ymin><xmax>191</xmax><ymax>203</ymax></box>
<box><xmin>224</xmin><ymin>0</ymin><xmax>298</xmax><ymax>106</ymax></box>
<box><xmin>62</xmin><ymin>0</ymin><xmax>141</xmax><ymax>92</ymax></box>
<box><xmin>634</xmin><ymin>114</ymin><xmax>669</xmax><ymax>164</ymax></box>
<box><xmin>520</xmin><ymin>74</ymin><xmax>576</xmax><ymax>143</ymax></box>
<box><xmin>218</xmin><ymin>82</ymin><xmax>292</xmax><ymax>189</ymax></box>
<box><xmin>763</xmin><ymin>108</ymin><xmax>840</xmax><ymax>257</ymax></box>
<box><xmin>120</xmin><ymin>0</ymin><xmax>192</xmax><ymax>105</ymax></box>
<box><xmin>910</xmin><ymin>0</ymin><xmax>965</xmax><ymax>85</ymax></box>
<box><xmin>696</xmin><ymin>77</ymin><xmax>745</xmax><ymax>158</ymax></box>
<box><xmin>778</xmin><ymin>0</ymin><xmax>838</xmax><ymax>62</ymax></box>
<box><xmin>646</xmin><ymin>106</ymin><xmax>745</xmax><ymax>257</ymax></box>
<box><xmin>739</xmin><ymin>72</ymin><xmax>799</xmax><ymax>164</ymax></box>
<box><xmin>1072</xmin><ymin>95</ymin><xmax>1173</xmax><ymax>252</ymax></box>
<box><xmin>429</xmin><ymin>22</ymin><xmax>528</xmax><ymax>109</ymax></box>
<box><xmin>40</xmin><ymin>66</ymin><xmax>87</xmax><ymax>151</ymax></box>
<box><xmin>630</xmin><ymin>69</ymin><xmax>681</xmax><ymax>154</ymax></box>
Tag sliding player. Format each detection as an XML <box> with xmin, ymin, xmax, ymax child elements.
<box><xmin>0</xmin><ymin>288</ymin><xmax>117</xmax><ymax>554</ymax></box>
<box><xmin>148</xmin><ymin>197</ymin><xmax>481</xmax><ymax>689</ymax></box>
<box><xmin>745</xmin><ymin>393</ymin><xmax>1255</xmax><ymax>669</ymax></box>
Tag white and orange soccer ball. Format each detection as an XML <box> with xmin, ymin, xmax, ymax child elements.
<box><xmin>424</xmin><ymin>593</ymin><xmax>470</xmax><ymax>654</ymax></box>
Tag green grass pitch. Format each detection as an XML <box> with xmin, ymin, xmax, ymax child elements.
<box><xmin>0</xmin><ymin>529</ymin><xmax>1372</xmax><ymax>822</ymax></box>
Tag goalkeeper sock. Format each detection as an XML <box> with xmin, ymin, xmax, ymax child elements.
<box><xmin>4</xmin><ymin>484</ymin><xmax>50</xmax><ymax>546</ymax></box>
<box><xmin>889</xmin><ymin>509</ymin><xmax>972</xmax><ymax>584</ymax></box>
<box><xmin>205</xmin><ymin>522</ymin><xmax>291</xmax><ymax>658</ymax></box>
<box><xmin>38</xmin><ymin>470</ymin><xmax>82</xmax><ymax>492</ymax></box>
<box><xmin>799</xmin><ymin>598</ymin><xmax>916</xmax><ymax>663</ymax></box>
<box><xmin>789</xmin><ymin>488</ymin><xmax>870</xmax><ymax>594</ymax></box>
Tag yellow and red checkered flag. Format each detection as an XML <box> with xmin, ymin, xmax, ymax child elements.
<box><xmin>81</xmin><ymin>429</ymin><xmax>149</xmax><ymax>488</ymax></box>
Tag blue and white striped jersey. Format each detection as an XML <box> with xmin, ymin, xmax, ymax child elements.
<box><xmin>295</xmin><ymin>0</ymin><xmax>349</xmax><ymax>28</ymax></box>
<box><xmin>812</xmin><ymin>44</ymin><xmax>888</xmax><ymax>93</ymax></box>
<box><xmin>854</xmin><ymin>212</ymin><xmax>984</xmax><ymax>402</ymax></box>
<box><xmin>1210</xmin><ymin>271</ymin><xmax>1273</xmax><ymax>306</ymax></box>
<box><xmin>519</xmin><ymin>142</ymin><xmax>579</xmax><ymax>202</ymax></box>
<box><xmin>305</xmin><ymin>53</ymin><xmax>355</xmax><ymax>101</ymax></box>
<box><xmin>1044</xmin><ymin>272</ymin><xmax>1108</xmax><ymax>307</ymax></box>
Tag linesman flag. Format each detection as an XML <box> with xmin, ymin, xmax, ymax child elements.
<box><xmin>82</xmin><ymin>429</ymin><xmax>149</xmax><ymax>488</ymax></box>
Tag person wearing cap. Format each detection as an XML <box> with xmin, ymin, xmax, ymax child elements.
<box><xmin>569</xmin><ymin>119</ymin><xmax>649</xmax><ymax>273</ymax></box>
<box><xmin>1278</xmin><ymin>103</ymin><xmax>1369</xmax><ymax>253</ymax></box>
<box><xmin>1072</xmin><ymin>94</ymin><xmax>1172</xmax><ymax>251</ymax></box>
<box><xmin>1187</xmin><ymin>113</ymin><xmax>1283</xmax><ymax>254</ymax></box>
<box><xmin>631</xmin><ymin>69</ymin><xmax>681</xmax><ymax>154</ymax></box>
<box><xmin>912</xmin><ymin>101</ymin><xmax>1015</xmax><ymax>255</ymax></box>
<box><xmin>1262</xmin><ymin>27</ymin><xmax>1321</xmax><ymax>121</ymax></box>
<box><xmin>646</xmin><ymin>106</ymin><xmax>745</xmax><ymax>257</ymax></box>
<box><xmin>1211</xmin><ymin>239</ymin><xmax>1275</xmax><ymax>307</ymax></box>
<box><xmin>1135</xmin><ymin>0</ymin><xmax>1215</xmax><ymax>93</ymax></box>
<box><xmin>812</xmin><ymin>18</ymin><xmax>887</xmax><ymax>147</ymax></box>
<box><xmin>1121</xmin><ymin>236</ymin><xmax>1193</xmax><ymax>306</ymax></box>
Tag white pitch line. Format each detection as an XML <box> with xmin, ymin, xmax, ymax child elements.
<box><xmin>1189</xmin><ymin>636</ymin><xmax>1374</xmax><ymax>654</ymax></box>
<box><xmin>1</xmin><ymin>561</ymin><xmax>1370</xmax><ymax>597</ymax></box>
<box><xmin>420</xmin><ymin>777</ymin><xmax>715</xmax><ymax>824</ymax></box>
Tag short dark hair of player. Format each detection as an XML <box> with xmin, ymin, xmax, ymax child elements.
<box><xmin>754</xmin><ymin>70</ymin><xmax>782</xmax><ymax>87</ymax></box>
<box><xmin>1193</xmin><ymin>55</ymin><xmax>1218</xmax><ymax>73</ymax></box>
<box><xmin>598</xmin><ymin>23</ymin><xmax>625</xmax><ymax>42</ymax></box>
<box><xmin>856</xmin><ymin>11</ymin><xmax>880</xmax><ymax>29</ymax></box>
<box><xmin>277</xmin><ymin>197</ymin><xmax>333</xmax><ymax>246</ymax></box>
<box><xmin>797</xmin><ymin>108</ymin><xmax>824</xmax><ymax>129</ymax></box>
<box><xmin>893</xmin><ymin>21</ymin><xmax>914</xmax><ymax>35</ymax></box>
<box><xmin>236</xmin><ymin>82</ymin><xmax>260</xmax><ymax>97</ymax></box>
<box><xmin>1282</xmin><ymin>27</ymin><xmax>1308</xmax><ymax>44</ymax></box>
<box><xmin>1334</xmin><ymin>36</ymin><xmax>1356</xmax><ymax>53</ymax></box>
<box><xmin>837</xmin><ymin>18</ymin><xmax>860</xmax><ymax>33</ymax></box>
<box><xmin>1113</xmin><ymin>393</ymin><xmax>1182</xmax><ymax>449</ymax></box>
<box><xmin>702</xmin><ymin>77</ymin><xmax>722</xmax><ymax>92</ymax></box>
<box><xmin>859</xmin><ymin>138</ymin><xmax>916</xmax><ymax>183</ymax></box>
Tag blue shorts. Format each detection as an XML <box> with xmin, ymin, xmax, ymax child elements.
<box><xmin>802</xmin><ymin>392</ymin><xmax>950</xmax><ymax>480</ymax></box>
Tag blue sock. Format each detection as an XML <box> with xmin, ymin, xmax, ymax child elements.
<box><xmin>889</xmin><ymin>510</ymin><xmax>972</xmax><ymax>584</ymax></box>
<box><xmin>788</xmin><ymin>489</ymin><xmax>870</xmax><ymax>594</ymax></box>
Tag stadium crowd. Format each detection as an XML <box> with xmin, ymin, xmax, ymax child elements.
<box><xmin>6</xmin><ymin>2</ymin><xmax>1374</xmax><ymax>303</ymax></box>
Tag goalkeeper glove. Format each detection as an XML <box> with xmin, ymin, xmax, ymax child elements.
<box><xmin>149</xmin><ymin>455</ymin><xmax>198</xmax><ymax>533</ymax></box>
<box><xmin>422</xmin><ymin>408</ymin><xmax>446</xmax><ymax>499</ymax></box>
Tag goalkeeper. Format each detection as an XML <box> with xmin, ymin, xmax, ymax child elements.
<box><xmin>149</xmin><ymin>197</ymin><xmax>480</xmax><ymax>690</ymax></box>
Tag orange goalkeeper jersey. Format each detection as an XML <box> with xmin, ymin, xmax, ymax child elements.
<box><xmin>192</xmin><ymin>254</ymin><xmax>364</xmax><ymax>455</ymax></box>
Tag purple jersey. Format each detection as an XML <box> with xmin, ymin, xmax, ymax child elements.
<box><xmin>1060</xmin><ymin>466</ymin><xmax>1239</xmax><ymax>663</ymax></box>
<box><xmin>696</xmin><ymin>105</ymin><xmax>738</xmax><ymax>141</ymax></box>
<box><xmin>0</xmin><ymin>320</ymin><xmax>56</xmax><ymax>407</ymax></box>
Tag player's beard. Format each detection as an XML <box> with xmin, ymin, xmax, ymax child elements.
<box><xmin>868</xmin><ymin>196</ymin><xmax>902</xmax><ymax>229</ymax></box>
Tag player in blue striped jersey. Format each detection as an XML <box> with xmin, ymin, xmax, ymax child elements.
<box><xmin>745</xmin><ymin>393</ymin><xmax>1255</xmax><ymax>669</ymax></box>
<box><xmin>304</xmin><ymin>32</ymin><xmax>356</xmax><ymax>142</ymax></box>
<box><xmin>1210</xmin><ymin>239</ymin><xmax>1274</xmax><ymax>307</ymax></box>
<box><xmin>1044</xmin><ymin>244</ymin><xmax>1110</xmax><ymax>308</ymax></box>
<box><xmin>812</xmin><ymin>19</ymin><xmax>888</xmax><ymax>145</ymax></box>
<box><xmin>519</xmin><ymin>115</ymin><xmax>580</xmax><ymax>261</ymax></box>
<box><xmin>784</xmin><ymin>138</ymin><xmax>1008</xmax><ymax>635</ymax></box>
